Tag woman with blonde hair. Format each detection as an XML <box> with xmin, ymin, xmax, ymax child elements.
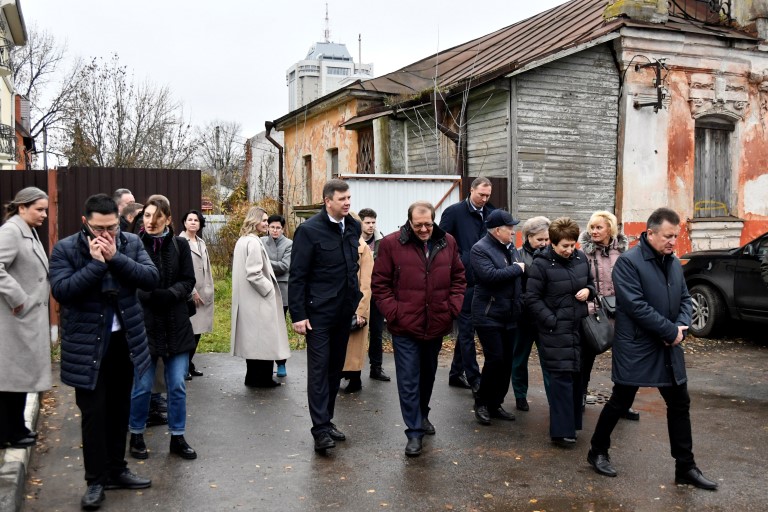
<box><xmin>0</xmin><ymin>187</ymin><xmax>50</xmax><ymax>449</ymax></box>
<box><xmin>231</xmin><ymin>206</ymin><xmax>290</xmax><ymax>387</ymax></box>
<box><xmin>340</xmin><ymin>212</ymin><xmax>374</xmax><ymax>393</ymax></box>
<box><xmin>578</xmin><ymin>210</ymin><xmax>638</xmax><ymax>420</ymax></box>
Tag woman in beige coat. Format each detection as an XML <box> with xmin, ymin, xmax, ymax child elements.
<box><xmin>341</xmin><ymin>221</ymin><xmax>374</xmax><ymax>393</ymax></box>
<box><xmin>180</xmin><ymin>210</ymin><xmax>214</xmax><ymax>379</ymax></box>
<box><xmin>231</xmin><ymin>206</ymin><xmax>290</xmax><ymax>387</ymax></box>
<box><xmin>0</xmin><ymin>187</ymin><xmax>50</xmax><ymax>449</ymax></box>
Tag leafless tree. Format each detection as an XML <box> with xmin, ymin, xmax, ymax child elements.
<box><xmin>195</xmin><ymin>120</ymin><xmax>246</xmax><ymax>191</ymax></box>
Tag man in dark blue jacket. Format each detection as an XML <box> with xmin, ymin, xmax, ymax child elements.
<box><xmin>289</xmin><ymin>179</ymin><xmax>362</xmax><ymax>454</ymax></box>
<box><xmin>439</xmin><ymin>177</ymin><xmax>494</xmax><ymax>393</ymax></box>
<box><xmin>50</xmin><ymin>194</ymin><xmax>159</xmax><ymax>510</ymax></box>
<box><xmin>588</xmin><ymin>208</ymin><xmax>718</xmax><ymax>490</ymax></box>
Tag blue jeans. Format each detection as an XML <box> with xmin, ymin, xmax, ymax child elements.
<box><xmin>129</xmin><ymin>352</ymin><xmax>189</xmax><ymax>435</ymax></box>
<box><xmin>392</xmin><ymin>335</ymin><xmax>442</xmax><ymax>439</ymax></box>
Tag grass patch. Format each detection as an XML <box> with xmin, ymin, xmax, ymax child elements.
<box><xmin>198</xmin><ymin>270</ymin><xmax>306</xmax><ymax>353</ymax></box>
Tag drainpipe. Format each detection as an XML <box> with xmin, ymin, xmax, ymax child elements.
<box><xmin>264</xmin><ymin>121</ymin><xmax>284</xmax><ymax>215</ymax></box>
<box><xmin>432</xmin><ymin>93</ymin><xmax>466</xmax><ymax>178</ymax></box>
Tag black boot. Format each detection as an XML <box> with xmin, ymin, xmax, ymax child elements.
<box><xmin>129</xmin><ymin>433</ymin><xmax>148</xmax><ymax>459</ymax></box>
<box><xmin>169</xmin><ymin>435</ymin><xmax>197</xmax><ymax>459</ymax></box>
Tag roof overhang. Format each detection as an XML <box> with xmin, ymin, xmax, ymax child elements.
<box><xmin>272</xmin><ymin>85</ymin><xmax>389</xmax><ymax>131</ymax></box>
<box><xmin>505</xmin><ymin>32</ymin><xmax>621</xmax><ymax>78</ymax></box>
<box><xmin>341</xmin><ymin>109</ymin><xmax>394</xmax><ymax>130</ymax></box>
<box><xmin>1</xmin><ymin>0</ymin><xmax>27</xmax><ymax>45</ymax></box>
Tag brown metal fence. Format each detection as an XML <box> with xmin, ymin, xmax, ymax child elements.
<box><xmin>1</xmin><ymin>169</ymin><xmax>52</xmax><ymax>252</ymax></box>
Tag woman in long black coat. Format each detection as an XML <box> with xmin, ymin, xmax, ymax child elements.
<box><xmin>525</xmin><ymin>217</ymin><xmax>595</xmax><ymax>447</ymax></box>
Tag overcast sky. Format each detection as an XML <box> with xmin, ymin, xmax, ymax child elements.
<box><xmin>23</xmin><ymin>0</ymin><xmax>567</xmax><ymax>137</ymax></box>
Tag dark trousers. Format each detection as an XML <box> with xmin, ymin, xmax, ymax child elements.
<box><xmin>245</xmin><ymin>359</ymin><xmax>276</xmax><ymax>385</ymax></box>
<box><xmin>189</xmin><ymin>333</ymin><xmax>201</xmax><ymax>372</ymax></box>
<box><xmin>392</xmin><ymin>335</ymin><xmax>442</xmax><ymax>439</ymax></box>
<box><xmin>475</xmin><ymin>326</ymin><xmax>515</xmax><ymax>408</ymax></box>
<box><xmin>591</xmin><ymin>382</ymin><xmax>696</xmax><ymax>471</ymax></box>
<box><xmin>449</xmin><ymin>287</ymin><xmax>481</xmax><ymax>385</ymax></box>
<box><xmin>307</xmin><ymin>322</ymin><xmax>350</xmax><ymax>437</ymax></box>
<box><xmin>367</xmin><ymin>300</ymin><xmax>385</xmax><ymax>369</ymax></box>
<box><xmin>276</xmin><ymin>307</ymin><xmax>288</xmax><ymax>366</ymax></box>
<box><xmin>511</xmin><ymin>321</ymin><xmax>551</xmax><ymax>399</ymax></box>
<box><xmin>547</xmin><ymin>370</ymin><xmax>583</xmax><ymax>438</ymax></box>
<box><xmin>0</xmin><ymin>391</ymin><xmax>29</xmax><ymax>444</ymax></box>
<box><xmin>74</xmin><ymin>331</ymin><xmax>134</xmax><ymax>485</ymax></box>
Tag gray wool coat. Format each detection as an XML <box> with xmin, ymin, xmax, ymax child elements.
<box><xmin>261</xmin><ymin>234</ymin><xmax>292</xmax><ymax>308</ymax></box>
<box><xmin>0</xmin><ymin>215</ymin><xmax>51</xmax><ymax>392</ymax></box>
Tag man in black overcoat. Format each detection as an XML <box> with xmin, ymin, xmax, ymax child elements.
<box><xmin>289</xmin><ymin>179</ymin><xmax>362</xmax><ymax>453</ymax></box>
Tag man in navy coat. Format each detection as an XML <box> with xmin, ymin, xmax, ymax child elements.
<box><xmin>587</xmin><ymin>208</ymin><xmax>718</xmax><ymax>490</ymax></box>
<box><xmin>289</xmin><ymin>179</ymin><xmax>362</xmax><ymax>454</ymax></box>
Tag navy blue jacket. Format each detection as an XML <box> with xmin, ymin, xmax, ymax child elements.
<box><xmin>438</xmin><ymin>198</ymin><xmax>495</xmax><ymax>287</ymax></box>
<box><xmin>611</xmin><ymin>233</ymin><xmax>692</xmax><ymax>387</ymax></box>
<box><xmin>288</xmin><ymin>209</ymin><xmax>362</xmax><ymax>329</ymax></box>
<box><xmin>470</xmin><ymin>233</ymin><xmax>524</xmax><ymax>329</ymax></box>
<box><xmin>525</xmin><ymin>245</ymin><xmax>595</xmax><ymax>372</ymax></box>
<box><xmin>50</xmin><ymin>230</ymin><xmax>159</xmax><ymax>390</ymax></box>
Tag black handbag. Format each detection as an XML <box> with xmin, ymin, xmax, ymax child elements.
<box><xmin>582</xmin><ymin>302</ymin><xmax>613</xmax><ymax>354</ymax></box>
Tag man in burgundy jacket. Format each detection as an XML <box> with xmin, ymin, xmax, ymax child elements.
<box><xmin>371</xmin><ymin>201</ymin><xmax>466</xmax><ymax>457</ymax></box>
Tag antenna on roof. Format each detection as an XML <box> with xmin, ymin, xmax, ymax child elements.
<box><xmin>358</xmin><ymin>33</ymin><xmax>361</xmax><ymax>69</ymax></box>
<box><xmin>324</xmin><ymin>3</ymin><xmax>330</xmax><ymax>43</ymax></box>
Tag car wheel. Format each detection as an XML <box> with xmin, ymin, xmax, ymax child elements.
<box><xmin>689</xmin><ymin>284</ymin><xmax>725</xmax><ymax>338</ymax></box>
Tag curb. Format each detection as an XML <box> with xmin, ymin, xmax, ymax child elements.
<box><xmin>0</xmin><ymin>393</ymin><xmax>40</xmax><ymax>512</ymax></box>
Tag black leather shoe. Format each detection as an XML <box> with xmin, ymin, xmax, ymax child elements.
<box><xmin>622</xmin><ymin>408</ymin><xmax>640</xmax><ymax>421</ymax></box>
<box><xmin>344</xmin><ymin>377</ymin><xmax>362</xmax><ymax>393</ymax></box>
<box><xmin>328</xmin><ymin>423</ymin><xmax>346</xmax><ymax>441</ymax></box>
<box><xmin>551</xmin><ymin>437</ymin><xmax>577</xmax><ymax>448</ymax></box>
<box><xmin>369</xmin><ymin>366</ymin><xmax>391</xmax><ymax>382</ymax></box>
<box><xmin>8</xmin><ymin>436</ymin><xmax>36</xmax><ymax>448</ymax></box>
<box><xmin>169</xmin><ymin>435</ymin><xmax>197</xmax><ymax>459</ymax></box>
<box><xmin>129</xmin><ymin>433</ymin><xmax>148</xmax><ymax>459</ymax></box>
<box><xmin>184</xmin><ymin>373</ymin><xmax>193</xmax><ymax>381</ymax></box>
<box><xmin>587</xmin><ymin>450</ymin><xmax>617</xmax><ymax>477</ymax></box>
<box><xmin>146</xmin><ymin>411</ymin><xmax>168</xmax><ymax>427</ymax></box>
<box><xmin>516</xmin><ymin>398</ymin><xmax>530</xmax><ymax>411</ymax></box>
<box><xmin>104</xmin><ymin>469</ymin><xmax>152</xmax><ymax>490</ymax></box>
<box><xmin>314</xmin><ymin>432</ymin><xmax>335</xmax><ymax>453</ymax></box>
<box><xmin>405</xmin><ymin>437</ymin><xmax>422</xmax><ymax>457</ymax></box>
<box><xmin>190</xmin><ymin>369</ymin><xmax>204</xmax><ymax>377</ymax></box>
<box><xmin>490</xmin><ymin>406</ymin><xmax>515</xmax><ymax>421</ymax></box>
<box><xmin>675</xmin><ymin>467</ymin><xmax>718</xmax><ymax>490</ymax></box>
<box><xmin>80</xmin><ymin>483</ymin><xmax>105</xmax><ymax>510</ymax></box>
<box><xmin>422</xmin><ymin>417</ymin><xmax>436</xmax><ymax>436</ymax></box>
<box><xmin>474</xmin><ymin>405</ymin><xmax>491</xmax><ymax>425</ymax></box>
<box><xmin>449</xmin><ymin>374</ymin><xmax>471</xmax><ymax>389</ymax></box>
<box><xmin>150</xmin><ymin>396</ymin><xmax>167</xmax><ymax>413</ymax></box>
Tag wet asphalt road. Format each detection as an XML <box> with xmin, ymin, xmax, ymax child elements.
<box><xmin>21</xmin><ymin>338</ymin><xmax>768</xmax><ymax>511</ymax></box>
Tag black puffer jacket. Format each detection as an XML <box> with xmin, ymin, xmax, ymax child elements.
<box><xmin>51</xmin><ymin>230</ymin><xmax>159</xmax><ymax>390</ymax></box>
<box><xmin>524</xmin><ymin>245</ymin><xmax>595</xmax><ymax>372</ymax></box>
<box><xmin>470</xmin><ymin>233</ymin><xmax>524</xmax><ymax>329</ymax></box>
<box><xmin>138</xmin><ymin>228</ymin><xmax>196</xmax><ymax>357</ymax></box>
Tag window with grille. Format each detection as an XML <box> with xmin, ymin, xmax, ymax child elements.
<box><xmin>357</xmin><ymin>128</ymin><xmax>374</xmax><ymax>174</ymax></box>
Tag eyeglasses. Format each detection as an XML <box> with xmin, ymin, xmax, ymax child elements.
<box><xmin>411</xmin><ymin>222</ymin><xmax>434</xmax><ymax>230</ymax></box>
<box><xmin>88</xmin><ymin>222</ymin><xmax>120</xmax><ymax>234</ymax></box>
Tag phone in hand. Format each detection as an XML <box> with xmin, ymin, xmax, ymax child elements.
<box><xmin>81</xmin><ymin>223</ymin><xmax>97</xmax><ymax>240</ymax></box>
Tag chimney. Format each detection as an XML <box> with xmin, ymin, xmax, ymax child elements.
<box><xmin>604</xmin><ymin>0</ymin><xmax>668</xmax><ymax>24</ymax></box>
<box><xmin>731</xmin><ymin>0</ymin><xmax>768</xmax><ymax>42</ymax></box>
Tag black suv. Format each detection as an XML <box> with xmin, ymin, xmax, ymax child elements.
<box><xmin>680</xmin><ymin>233</ymin><xmax>768</xmax><ymax>337</ymax></box>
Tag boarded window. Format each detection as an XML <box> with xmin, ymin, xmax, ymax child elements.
<box><xmin>303</xmin><ymin>155</ymin><xmax>312</xmax><ymax>202</ymax></box>
<box><xmin>327</xmin><ymin>148</ymin><xmax>339</xmax><ymax>179</ymax></box>
<box><xmin>694</xmin><ymin>118</ymin><xmax>734</xmax><ymax>218</ymax></box>
<box><xmin>357</xmin><ymin>127</ymin><xmax>374</xmax><ymax>174</ymax></box>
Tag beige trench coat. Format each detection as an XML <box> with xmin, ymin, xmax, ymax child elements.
<box><xmin>343</xmin><ymin>238</ymin><xmax>373</xmax><ymax>372</ymax></box>
<box><xmin>230</xmin><ymin>235</ymin><xmax>290</xmax><ymax>361</ymax></box>
<box><xmin>179</xmin><ymin>231</ymin><xmax>214</xmax><ymax>334</ymax></box>
<box><xmin>0</xmin><ymin>215</ymin><xmax>51</xmax><ymax>392</ymax></box>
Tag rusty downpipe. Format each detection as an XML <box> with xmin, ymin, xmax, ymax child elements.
<box><xmin>264</xmin><ymin>120</ymin><xmax>284</xmax><ymax>215</ymax></box>
<box><xmin>432</xmin><ymin>92</ymin><xmax>466</xmax><ymax>177</ymax></box>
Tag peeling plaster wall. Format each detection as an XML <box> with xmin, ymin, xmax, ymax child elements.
<box><xmin>615</xmin><ymin>30</ymin><xmax>768</xmax><ymax>252</ymax></box>
<box><xmin>282</xmin><ymin>99</ymin><xmax>362</xmax><ymax>210</ymax></box>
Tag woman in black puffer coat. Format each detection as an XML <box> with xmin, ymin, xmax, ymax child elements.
<box><xmin>525</xmin><ymin>217</ymin><xmax>595</xmax><ymax>448</ymax></box>
<box><xmin>128</xmin><ymin>195</ymin><xmax>198</xmax><ymax>461</ymax></box>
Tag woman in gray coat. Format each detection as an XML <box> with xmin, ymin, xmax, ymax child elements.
<box><xmin>261</xmin><ymin>214</ymin><xmax>292</xmax><ymax>378</ymax></box>
<box><xmin>0</xmin><ymin>187</ymin><xmax>50</xmax><ymax>449</ymax></box>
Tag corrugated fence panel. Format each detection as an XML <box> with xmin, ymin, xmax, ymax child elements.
<box><xmin>403</xmin><ymin>106</ymin><xmax>456</xmax><ymax>175</ymax></box>
<box><xmin>467</xmin><ymin>90</ymin><xmax>510</xmax><ymax>177</ymax></box>
<box><xmin>513</xmin><ymin>44</ymin><xmax>619</xmax><ymax>229</ymax></box>
<box><xmin>339</xmin><ymin>174</ymin><xmax>461</xmax><ymax>237</ymax></box>
<box><xmin>0</xmin><ymin>170</ymin><xmax>51</xmax><ymax>252</ymax></box>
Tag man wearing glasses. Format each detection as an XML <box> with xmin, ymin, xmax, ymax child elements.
<box><xmin>50</xmin><ymin>194</ymin><xmax>159</xmax><ymax>510</ymax></box>
<box><xmin>371</xmin><ymin>201</ymin><xmax>466</xmax><ymax>457</ymax></box>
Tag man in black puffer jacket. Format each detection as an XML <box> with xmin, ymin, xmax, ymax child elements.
<box><xmin>525</xmin><ymin>217</ymin><xmax>595</xmax><ymax>448</ymax></box>
<box><xmin>51</xmin><ymin>194</ymin><xmax>159</xmax><ymax>510</ymax></box>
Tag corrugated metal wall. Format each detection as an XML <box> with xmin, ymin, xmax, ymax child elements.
<box><xmin>339</xmin><ymin>174</ymin><xmax>461</xmax><ymax>237</ymax></box>
<box><xmin>401</xmin><ymin>106</ymin><xmax>456</xmax><ymax>175</ymax></box>
<box><xmin>0</xmin><ymin>170</ymin><xmax>51</xmax><ymax>252</ymax></box>
<box><xmin>512</xmin><ymin>44</ymin><xmax>619</xmax><ymax>228</ymax></box>
<box><xmin>467</xmin><ymin>90</ymin><xmax>510</xmax><ymax>178</ymax></box>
